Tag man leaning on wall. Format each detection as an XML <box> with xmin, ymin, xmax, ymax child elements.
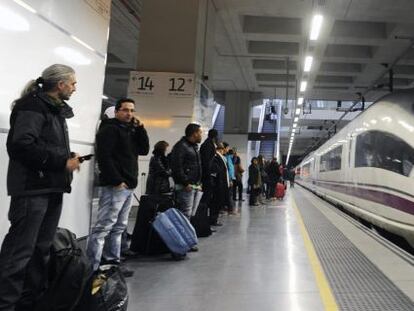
<box><xmin>0</xmin><ymin>64</ymin><xmax>81</xmax><ymax>311</ymax></box>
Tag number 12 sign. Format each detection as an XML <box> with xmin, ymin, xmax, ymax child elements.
<box><xmin>128</xmin><ymin>71</ymin><xmax>195</xmax><ymax>98</ymax></box>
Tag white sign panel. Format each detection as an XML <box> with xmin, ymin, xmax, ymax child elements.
<box><xmin>128</xmin><ymin>71</ymin><xmax>195</xmax><ymax>98</ymax></box>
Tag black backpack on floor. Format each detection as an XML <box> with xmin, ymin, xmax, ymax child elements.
<box><xmin>35</xmin><ymin>228</ymin><xmax>92</xmax><ymax>311</ymax></box>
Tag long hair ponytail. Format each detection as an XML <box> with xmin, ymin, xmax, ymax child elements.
<box><xmin>12</xmin><ymin>64</ymin><xmax>75</xmax><ymax>109</ymax></box>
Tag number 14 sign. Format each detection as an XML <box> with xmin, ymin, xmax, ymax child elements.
<box><xmin>128</xmin><ymin>71</ymin><xmax>195</xmax><ymax>98</ymax></box>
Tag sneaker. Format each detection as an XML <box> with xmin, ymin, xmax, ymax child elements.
<box><xmin>211</xmin><ymin>222</ymin><xmax>223</xmax><ymax>227</ymax></box>
<box><xmin>189</xmin><ymin>246</ymin><xmax>199</xmax><ymax>252</ymax></box>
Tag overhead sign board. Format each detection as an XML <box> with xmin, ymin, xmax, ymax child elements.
<box><xmin>128</xmin><ymin>71</ymin><xmax>195</xmax><ymax>98</ymax></box>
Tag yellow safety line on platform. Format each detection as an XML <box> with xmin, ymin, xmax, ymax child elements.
<box><xmin>291</xmin><ymin>196</ymin><xmax>339</xmax><ymax>311</ymax></box>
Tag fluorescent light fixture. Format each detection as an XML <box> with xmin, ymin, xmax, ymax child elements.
<box><xmin>0</xmin><ymin>6</ymin><xmax>30</xmax><ymax>31</ymax></box>
<box><xmin>292</xmin><ymin>128</ymin><xmax>296</xmax><ymax>133</ymax></box>
<box><xmin>54</xmin><ymin>47</ymin><xmax>91</xmax><ymax>65</ymax></box>
<box><xmin>295</xmin><ymin>108</ymin><xmax>301</xmax><ymax>115</ymax></box>
<box><xmin>294</xmin><ymin>117</ymin><xmax>299</xmax><ymax>122</ymax></box>
<box><xmin>102</xmin><ymin>95</ymin><xmax>109</xmax><ymax>100</ymax></box>
<box><xmin>310</xmin><ymin>14</ymin><xmax>323</xmax><ymax>41</ymax></box>
<box><xmin>297</xmin><ymin>97</ymin><xmax>304</xmax><ymax>106</ymax></box>
<box><xmin>13</xmin><ymin>0</ymin><xmax>37</xmax><ymax>13</ymax></box>
<box><xmin>70</xmin><ymin>35</ymin><xmax>95</xmax><ymax>52</ymax></box>
<box><xmin>304</xmin><ymin>56</ymin><xmax>313</xmax><ymax>72</ymax></box>
<box><xmin>300</xmin><ymin>81</ymin><xmax>307</xmax><ymax>92</ymax></box>
<box><xmin>293</xmin><ymin>123</ymin><xmax>297</xmax><ymax>128</ymax></box>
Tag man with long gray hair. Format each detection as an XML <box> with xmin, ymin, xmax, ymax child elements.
<box><xmin>0</xmin><ymin>64</ymin><xmax>81</xmax><ymax>311</ymax></box>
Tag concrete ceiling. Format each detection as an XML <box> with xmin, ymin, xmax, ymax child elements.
<box><xmin>208</xmin><ymin>0</ymin><xmax>414</xmax><ymax>158</ymax></box>
<box><xmin>104</xmin><ymin>0</ymin><xmax>414</xmax><ymax>160</ymax></box>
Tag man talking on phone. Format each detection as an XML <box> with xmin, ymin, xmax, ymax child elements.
<box><xmin>87</xmin><ymin>98</ymin><xmax>149</xmax><ymax>277</ymax></box>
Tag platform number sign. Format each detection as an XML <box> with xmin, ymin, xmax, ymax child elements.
<box><xmin>137</xmin><ymin>76</ymin><xmax>154</xmax><ymax>91</ymax></box>
<box><xmin>128</xmin><ymin>72</ymin><xmax>194</xmax><ymax>98</ymax></box>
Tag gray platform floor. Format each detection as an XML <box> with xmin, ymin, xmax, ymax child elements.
<box><xmin>124</xmin><ymin>188</ymin><xmax>414</xmax><ymax>310</ymax></box>
<box><xmin>125</xmin><ymin>191</ymin><xmax>324</xmax><ymax>311</ymax></box>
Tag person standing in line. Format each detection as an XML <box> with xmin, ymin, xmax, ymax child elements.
<box><xmin>289</xmin><ymin>168</ymin><xmax>296</xmax><ymax>188</ymax></box>
<box><xmin>209</xmin><ymin>143</ymin><xmax>230</xmax><ymax>226</ymax></box>
<box><xmin>0</xmin><ymin>64</ymin><xmax>81</xmax><ymax>311</ymax></box>
<box><xmin>146</xmin><ymin>141</ymin><xmax>171</xmax><ymax>195</ymax></box>
<box><xmin>170</xmin><ymin>123</ymin><xmax>203</xmax><ymax>252</ymax></box>
<box><xmin>200</xmin><ymin>129</ymin><xmax>218</xmax><ymax>210</ymax></box>
<box><xmin>223</xmin><ymin>143</ymin><xmax>236</xmax><ymax>215</ymax></box>
<box><xmin>248</xmin><ymin>157</ymin><xmax>261</xmax><ymax>206</ymax></box>
<box><xmin>87</xmin><ymin>98</ymin><xmax>149</xmax><ymax>277</ymax></box>
<box><xmin>232</xmin><ymin>150</ymin><xmax>244</xmax><ymax>202</ymax></box>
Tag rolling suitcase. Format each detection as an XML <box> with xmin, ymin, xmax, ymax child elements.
<box><xmin>129</xmin><ymin>194</ymin><xmax>174</xmax><ymax>255</ymax></box>
<box><xmin>152</xmin><ymin>208</ymin><xmax>198</xmax><ymax>256</ymax></box>
<box><xmin>275</xmin><ymin>182</ymin><xmax>285</xmax><ymax>199</ymax></box>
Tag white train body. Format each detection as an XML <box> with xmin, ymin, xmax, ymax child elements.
<box><xmin>297</xmin><ymin>89</ymin><xmax>414</xmax><ymax>246</ymax></box>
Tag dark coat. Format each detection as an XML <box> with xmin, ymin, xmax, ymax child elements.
<box><xmin>7</xmin><ymin>92</ymin><xmax>74</xmax><ymax>196</ymax></box>
<box><xmin>96</xmin><ymin>118</ymin><xmax>149</xmax><ymax>189</ymax></box>
<box><xmin>210</xmin><ymin>154</ymin><xmax>229</xmax><ymax>206</ymax></box>
<box><xmin>266</xmin><ymin>161</ymin><xmax>281</xmax><ymax>183</ymax></box>
<box><xmin>146</xmin><ymin>154</ymin><xmax>171</xmax><ymax>195</ymax></box>
<box><xmin>248</xmin><ymin>164</ymin><xmax>260</xmax><ymax>186</ymax></box>
<box><xmin>200</xmin><ymin>137</ymin><xmax>216</xmax><ymax>184</ymax></box>
<box><xmin>170</xmin><ymin>137</ymin><xmax>202</xmax><ymax>186</ymax></box>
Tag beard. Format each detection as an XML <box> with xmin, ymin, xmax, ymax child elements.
<box><xmin>58</xmin><ymin>92</ymin><xmax>71</xmax><ymax>101</ymax></box>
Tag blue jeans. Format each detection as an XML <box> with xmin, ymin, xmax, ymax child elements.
<box><xmin>175</xmin><ymin>189</ymin><xmax>202</xmax><ymax>218</ymax></box>
<box><xmin>87</xmin><ymin>186</ymin><xmax>133</xmax><ymax>271</ymax></box>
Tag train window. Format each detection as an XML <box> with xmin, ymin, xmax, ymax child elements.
<box><xmin>355</xmin><ymin>130</ymin><xmax>414</xmax><ymax>177</ymax></box>
<box><xmin>320</xmin><ymin>146</ymin><xmax>342</xmax><ymax>172</ymax></box>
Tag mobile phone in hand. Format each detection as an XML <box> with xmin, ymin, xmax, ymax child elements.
<box><xmin>78</xmin><ymin>154</ymin><xmax>94</xmax><ymax>163</ymax></box>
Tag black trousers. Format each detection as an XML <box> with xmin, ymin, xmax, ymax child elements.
<box><xmin>232</xmin><ymin>179</ymin><xmax>243</xmax><ymax>200</ymax></box>
<box><xmin>0</xmin><ymin>193</ymin><xmax>63</xmax><ymax>311</ymax></box>
<box><xmin>249</xmin><ymin>187</ymin><xmax>260</xmax><ymax>205</ymax></box>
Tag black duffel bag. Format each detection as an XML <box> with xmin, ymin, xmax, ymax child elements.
<box><xmin>35</xmin><ymin>228</ymin><xmax>92</xmax><ymax>311</ymax></box>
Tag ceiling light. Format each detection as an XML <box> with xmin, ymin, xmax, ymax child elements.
<box><xmin>310</xmin><ymin>14</ymin><xmax>323</xmax><ymax>41</ymax></box>
<box><xmin>293</xmin><ymin>123</ymin><xmax>297</xmax><ymax>128</ymax></box>
<box><xmin>0</xmin><ymin>6</ymin><xmax>30</xmax><ymax>31</ymax></box>
<box><xmin>70</xmin><ymin>35</ymin><xmax>96</xmax><ymax>52</ymax></box>
<box><xmin>295</xmin><ymin>108</ymin><xmax>301</xmax><ymax>115</ymax></box>
<box><xmin>294</xmin><ymin>117</ymin><xmax>299</xmax><ymax>122</ymax></box>
<box><xmin>300</xmin><ymin>81</ymin><xmax>307</xmax><ymax>92</ymax></box>
<box><xmin>297</xmin><ymin>97</ymin><xmax>304</xmax><ymax>106</ymax></box>
<box><xmin>13</xmin><ymin>0</ymin><xmax>37</xmax><ymax>13</ymax></box>
<box><xmin>304</xmin><ymin>56</ymin><xmax>313</xmax><ymax>72</ymax></box>
<box><xmin>292</xmin><ymin>129</ymin><xmax>296</xmax><ymax>133</ymax></box>
<box><xmin>102</xmin><ymin>95</ymin><xmax>109</xmax><ymax>100</ymax></box>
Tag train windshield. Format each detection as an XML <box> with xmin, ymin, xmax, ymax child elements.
<box><xmin>355</xmin><ymin>130</ymin><xmax>414</xmax><ymax>177</ymax></box>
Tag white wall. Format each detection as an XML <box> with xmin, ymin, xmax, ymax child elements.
<box><xmin>0</xmin><ymin>0</ymin><xmax>111</xmax><ymax>242</ymax></box>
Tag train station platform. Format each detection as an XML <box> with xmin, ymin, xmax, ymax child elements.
<box><xmin>125</xmin><ymin>187</ymin><xmax>414</xmax><ymax>311</ymax></box>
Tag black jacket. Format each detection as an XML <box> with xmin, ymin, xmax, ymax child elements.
<box><xmin>7</xmin><ymin>92</ymin><xmax>74</xmax><ymax>196</ymax></box>
<box><xmin>96</xmin><ymin>118</ymin><xmax>149</xmax><ymax>189</ymax></box>
<box><xmin>266</xmin><ymin>161</ymin><xmax>281</xmax><ymax>183</ymax></box>
<box><xmin>210</xmin><ymin>154</ymin><xmax>229</xmax><ymax>205</ymax></box>
<box><xmin>248</xmin><ymin>164</ymin><xmax>260</xmax><ymax>186</ymax></box>
<box><xmin>146</xmin><ymin>153</ymin><xmax>171</xmax><ymax>195</ymax></box>
<box><xmin>170</xmin><ymin>137</ymin><xmax>202</xmax><ymax>186</ymax></box>
<box><xmin>200</xmin><ymin>137</ymin><xmax>216</xmax><ymax>183</ymax></box>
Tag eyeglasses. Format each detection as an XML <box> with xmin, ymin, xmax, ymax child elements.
<box><xmin>118</xmin><ymin>108</ymin><xmax>135</xmax><ymax>113</ymax></box>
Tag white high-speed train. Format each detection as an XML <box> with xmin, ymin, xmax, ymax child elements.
<box><xmin>297</xmin><ymin>89</ymin><xmax>414</xmax><ymax>247</ymax></box>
